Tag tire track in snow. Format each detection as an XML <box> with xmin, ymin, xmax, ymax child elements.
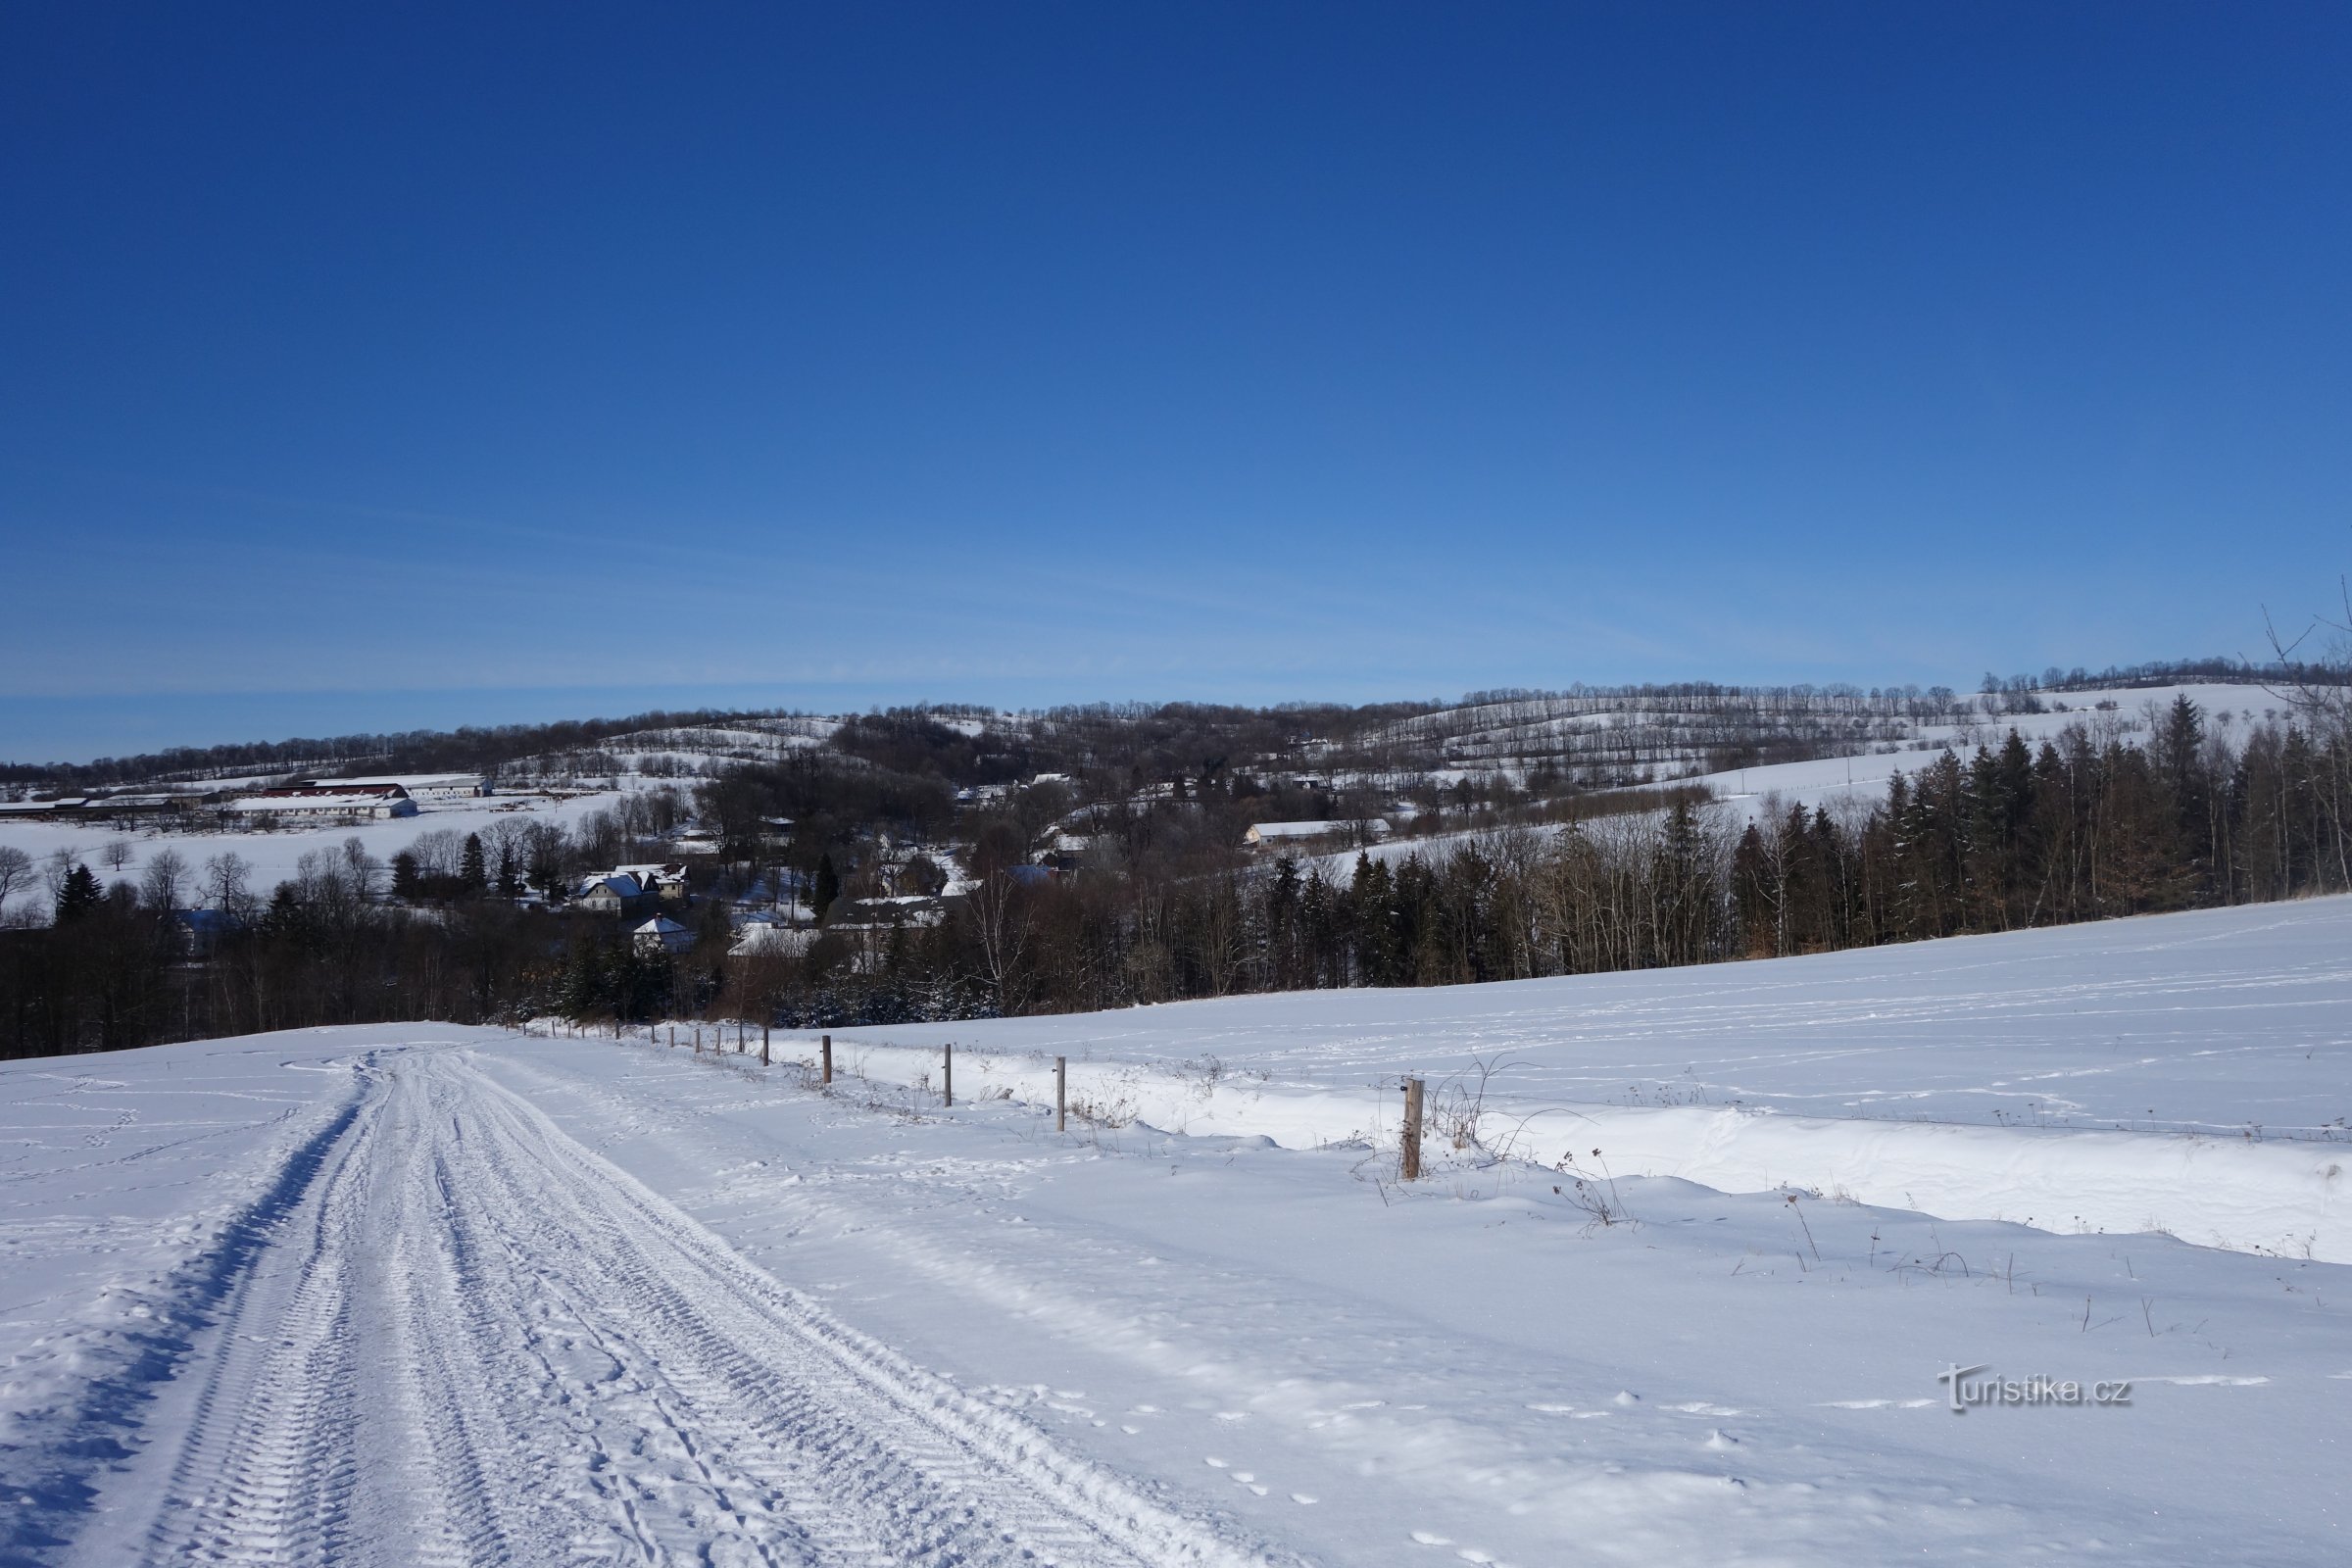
<box><xmin>74</xmin><ymin>1049</ymin><xmax>1285</xmax><ymax>1568</ymax></box>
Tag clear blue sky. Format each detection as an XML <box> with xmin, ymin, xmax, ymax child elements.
<box><xmin>3</xmin><ymin>2</ymin><xmax>2347</xmax><ymax>762</ymax></box>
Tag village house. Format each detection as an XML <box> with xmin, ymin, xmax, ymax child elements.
<box><xmin>632</xmin><ymin>916</ymin><xmax>694</xmax><ymax>956</ymax></box>
<box><xmin>573</xmin><ymin>863</ymin><xmax>690</xmax><ymax>916</ymax></box>
<box><xmin>574</xmin><ymin>874</ymin><xmax>650</xmax><ymax>916</ymax></box>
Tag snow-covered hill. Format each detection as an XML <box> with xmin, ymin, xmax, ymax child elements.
<box><xmin>3</xmin><ymin>898</ymin><xmax>2345</xmax><ymax>1563</ymax></box>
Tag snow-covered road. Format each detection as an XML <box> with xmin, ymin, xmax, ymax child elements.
<box><xmin>30</xmin><ymin>1051</ymin><xmax>1267</xmax><ymax>1568</ymax></box>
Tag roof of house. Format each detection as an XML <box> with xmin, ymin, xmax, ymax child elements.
<box><xmin>729</xmin><ymin>923</ymin><xmax>810</xmax><ymax>956</ymax></box>
<box><xmin>633</xmin><ymin>916</ymin><xmax>688</xmax><ymax>935</ymax></box>
<box><xmin>579</xmin><ymin>874</ymin><xmax>645</xmax><ymax>900</ymax></box>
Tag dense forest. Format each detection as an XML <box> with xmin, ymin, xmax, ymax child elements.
<box><xmin>4</xmin><ymin>687</ymin><xmax>2345</xmax><ymax>1057</ymax></box>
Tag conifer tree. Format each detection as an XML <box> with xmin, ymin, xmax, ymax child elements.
<box><xmin>54</xmin><ymin>863</ymin><xmax>103</xmax><ymax>923</ymax></box>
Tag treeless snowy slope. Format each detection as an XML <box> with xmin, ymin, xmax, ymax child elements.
<box><xmin>826</xmin><ymin>896</ymin><xmax>2352</xmax><ymax>1137</ymax></box>
<box><xmin>807</xmin><ymin>898</ymin><xmax>2352</xmax><ymax>1258</ymax></box>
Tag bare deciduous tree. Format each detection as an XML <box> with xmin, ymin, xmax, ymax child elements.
<box><xmin>2265</xmin><ymin>575</ymin><xmax>2352</xmax><ymax>747</ymax></box>
<box><xmin>44</xmin><ymin>847</ymin><xmax>82</xmax><ymax>902</ymax></box>
<box><xmin>141</xmin><ymin>848</ymin><xmax>191</xmax><ymax>911</ymax></box>
<box><xmin>203</xmin><ymin>852</ymin><xmax>255</xmax><ymax>918</ymax></box>
<box><xmin>341</xmin><ymin>836</ymin><xmax>382</xmax><ymax>902</ymax></box>
<box><xmin>102</xmin><ymin>839</ymin><xmax>135</xmax><ymax>874</ymax></box>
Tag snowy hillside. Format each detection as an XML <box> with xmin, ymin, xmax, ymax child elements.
<box><xmin>1688</xmin><ymin>682</ymin><xmax>2297</xmax><ymax>822</ymax></box>
<box><xmin>3</xmin><ymin>898</ymin><xmax>2346</xmax><ymax>1563</ymax></box>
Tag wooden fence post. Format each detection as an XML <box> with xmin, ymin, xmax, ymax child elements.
<box><xmin>943</xmin><ymin>1043</ymin><xmax>954</xmax><ymax>1107</ymax></box>
<box><xmin>761</xmin><ymin>1024</ymin><xmax>770</xmax><ymax>1066</ymax></box>
<box><xmin>1055</xmin><ymin>1055</ymin><xmax>1066</xmax><ymax>1132</ymax></box>
<box><xmin>668</xmin><ymin>1023</ymin><xmax>675</xmax><ymax>1049</ymax></box>
<box><xmin>694</xmin><ymin>1024</ymin><xmax>702</xmax><ymax>1054</ymax></box>
<box><xmin>821</xmin><ymin>1034</ymin><xmax>832</xmax><ymax>1084</ymax></box>
<box><xmin>1401</xmin><ymin>1077</ymin><xmax>1425</xmax><ymax>1181</ymax></box>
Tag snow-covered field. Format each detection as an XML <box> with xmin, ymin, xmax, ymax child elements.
<box><xmin>1688</xmin><ymin>682</ymin><xmax>2291</xmax><ymax>823</ymax></box>
<box><xmin>0</xmin><ymin>791</ymin><xmax>627</xmax><ymax>914</ymax></box>
<box><xmin>4</xmin><ymin>899</ymin><xmax>2347</xmax><ymax>1563</ymax></box>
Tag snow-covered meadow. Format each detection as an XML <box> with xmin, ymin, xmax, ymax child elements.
<box><xmin>0</xmin><ymin>790</ymin><xmax>628</xmax><ymax>919</ymax></box>
<box><xmin>1688</xmin><ymin>682</ymin><xmax>2297</xmax><ymax>823</ymax></box>
<box><xmin>2</xmin><ymin>898</ymin><xmax>2345</xmax><ymax>1563</ymax></box>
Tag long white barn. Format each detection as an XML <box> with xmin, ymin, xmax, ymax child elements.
<box><xmin>232</xmin><ymin>785</ymin><xmax>419</xmax><ymax>820</ymax></box>
<box><xmin>302</xmin><ymin>773</ymin><xmax>489</xmax><ymax>799</ymax></box>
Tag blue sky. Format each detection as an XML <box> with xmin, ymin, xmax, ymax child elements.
<box><xmin>3</xmin><ymin>3</ymin><xmax>2347</xmax><ymax>762</ymax></box>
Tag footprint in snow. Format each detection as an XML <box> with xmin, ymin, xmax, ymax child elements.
<box><xmin>1411</xmin><ymin>1530</ymin><xmax>1452</xmax><ymax>1545</ymax></box>
<box><xmin>1203</xmin><ymin>1456</ymin><xmax>1229</xmax><ymax>1468</ymax></box>
<box><xmin>1291</xmin><ymin>1494</ymin><xmax>1318</xmax><ymax>1505</ymax></box>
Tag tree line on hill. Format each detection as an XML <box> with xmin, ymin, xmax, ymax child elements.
<box><xmin>757</xmin><ymin>697</ymin><xmax>2348</xmax><ymax>1025</ymax></box>
<box><xmin>2</xmin><ymin>693</ymin><xmax>2346</xmax><ymax>1057</ymax></box>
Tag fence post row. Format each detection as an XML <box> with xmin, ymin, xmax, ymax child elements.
<box><xmin>1401</xmin><ymin>1076</ymin><xmax>1425</xmax><ymax>1182</ymax></box>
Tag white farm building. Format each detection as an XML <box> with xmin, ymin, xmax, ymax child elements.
<box><xmin>231</xmin><ymin>785</ymin><xmax>419</xmax><ymax>821</ymax></box>
<box><xmin>301</xmin><ymin>773</ymin><xmax>489</xmax><ymax>799</ymax></box>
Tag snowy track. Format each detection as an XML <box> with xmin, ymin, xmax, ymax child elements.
<box><xmin>71</xmin><ymin>1051</ymin><xmax>1266</xmax><ymax>1568</ymax></box>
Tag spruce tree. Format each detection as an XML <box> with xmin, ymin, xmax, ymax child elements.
<box><xmin>460</xmin><ymin>833</ymin><xmax>488</xmax><ymax>895</ymax></box>
<box><xmin>54</xmin><ymin>863</ymin><xmax>103</xmax><ymax>923</ymax></box>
